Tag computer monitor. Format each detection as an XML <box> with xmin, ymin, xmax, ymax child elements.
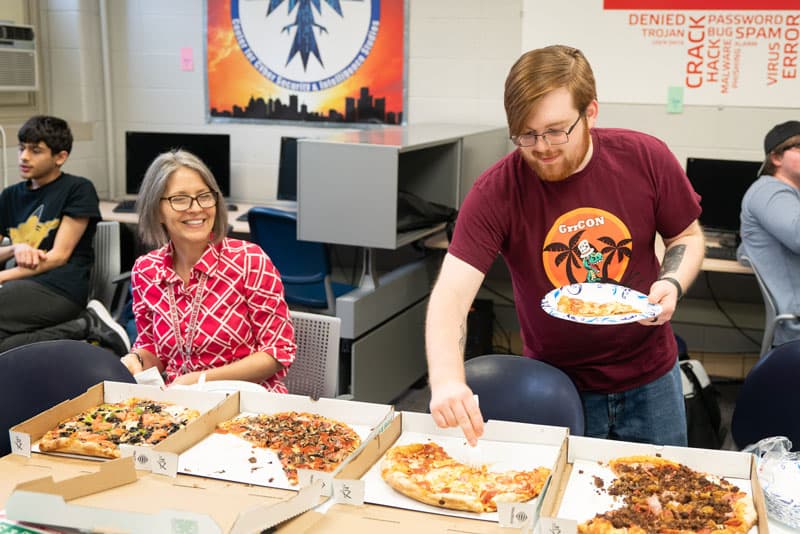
<box><xmin>685</xmin><ymin>157</ymin><xmax>761</xmax><ymax>236</ymax></box>
<box><xmin>276</xmin><ymin>136</ymin><xmax>299</xmax><ymax>201</ymax></box>
<box><xmin>125</xmin><ymin>131</ymin><xmax>231</xmax><ymax>197</ymax></box>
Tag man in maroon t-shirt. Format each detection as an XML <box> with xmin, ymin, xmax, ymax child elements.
<box><xmin>426</xmin><ymin>45</ymin><xmax>705</xmax><ymax>447</ymax></box>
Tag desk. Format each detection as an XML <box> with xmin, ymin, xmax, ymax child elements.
<box><xmin>701</xmin><ymin>257</ymin><xmax>752</xmax><ymax>275</ymax></box>
<box><xmin>100</xmin><ymin>200</ymin><xmax>259</xmax><ymax>234</ymax></box>
<box><xmin>654</xmin><ymin>235</ymin><xmax>752</xmax><ymax>275</ymax></box>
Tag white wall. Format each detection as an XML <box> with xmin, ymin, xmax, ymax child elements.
<box><xmin>35</xmin><ymin>0</ymin><xmax>792</xmax><ymax>202</ymax></box>
<box><xmin>38</xmin><ymin>0</ymin><xmax>107</xmax><ymax>194</ymax></box>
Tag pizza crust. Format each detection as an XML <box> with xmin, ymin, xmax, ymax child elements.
<box><xmin>578</xmin><ymin>517</ymin><xmax>645</xmax><ymax>534</ymax></box>
<box><xmin>381</xmin><ymin>469</ymin><xmax>484</xmax><ymax>513</ymax></box>
<box><xmin>38</xmin><ymin>436</ymin><xmax>119</xmax><ymax>459</ymax></box>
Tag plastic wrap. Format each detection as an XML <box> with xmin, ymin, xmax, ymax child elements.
<box><xmin>744</xmin><ymin>436</ymin><xmax>800</xmax><ymax>528</ymax></box>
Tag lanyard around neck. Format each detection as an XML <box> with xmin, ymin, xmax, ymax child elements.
<box><xmin>167</xmin><ymin>270</ymin><xmax>209</xmax><ymax>371</ymax></box>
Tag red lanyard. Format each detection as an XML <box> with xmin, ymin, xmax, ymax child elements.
<box><xmin>167</xmin><ymin>271</ymin><xmax>208</xmax><ymax>374</ymax></box>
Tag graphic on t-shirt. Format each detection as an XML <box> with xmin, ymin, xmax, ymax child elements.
<box><xmin>8</xmin><ymin>205</ymin><xmax>60</xmax><ymax>248</ymax></box>
<box><xmin>542</xmin><ymin>207</ymin><xmax>632</xmax><ymax>288</ymax></box>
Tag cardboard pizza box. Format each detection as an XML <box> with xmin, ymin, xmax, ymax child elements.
<box><xmin>1</xmin><ymin>454</ymin><xmax>327</xmax><ymax>533</ymax></box>
<box><xmin>539</xmin><ymin>435</ymin><xmax>769</xmax><ymax>534</ymax></box>
<box><xmin>173</xmin><ymin>390</ymin><xmax>395</xmax><ymax>491</ymax></box>
<box><xmin>282</xmin><ymin>411</ymin><xmax>569</xmax><ymax>533</ymax></box>
<box><xmin>8</xmin><ymin>380</ymin><xmax>234</xmax><ymax>477</ymax></box>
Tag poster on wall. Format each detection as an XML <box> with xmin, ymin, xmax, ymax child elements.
<box><xmin>206</xmin><ymin>0</ymin><xmax>406</xmax><ymax>125</ymax></box>
<box><xmin>522</xmin><ymin>0</ymin><xmax>798</xmax><ymax>107</ymax></box>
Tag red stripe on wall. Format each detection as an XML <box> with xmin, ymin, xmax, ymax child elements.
<box><xmin>605</xmin><ymin>0</ymin><xmax>798</xmax><ymax>8</ymax></box>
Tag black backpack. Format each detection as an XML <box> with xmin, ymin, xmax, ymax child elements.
<box><xmin>680</xmin><ymin>358</ymin><xmax>725</xmax><ymax>449</ymax></box>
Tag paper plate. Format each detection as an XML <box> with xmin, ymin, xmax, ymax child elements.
<box><xmin>541</xmin><ymin>283</ymin><xmax>661</xmax><ymax>325</ymax></box>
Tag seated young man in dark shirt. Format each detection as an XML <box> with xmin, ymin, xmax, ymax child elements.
<box><xmin>0</xmin><ymin>115</ymin><xmax>129</xmax><ymax>356</ymax></box>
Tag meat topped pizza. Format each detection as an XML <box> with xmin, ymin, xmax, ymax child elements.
<box><xmin>215</xmin><ymin>411</ymin><xmax>361</xmax><ymax>484</ymax></box>
<box><xmin>39</xmin><ymin>398</ymin><xmax>200</xmax><ymax>459</ymax></box>
<box><xmin>557</xmin><ymin>295</ymin><xmax>642</xmax><ymax>317</ymax></box>
<box><xmin>381</xmin><ymin>442</ymin><xmax>551</xmax><ymax>514</ymax></box>
<box><xmin>578</xmin><ymin>455</ymin><xmax>757</xmax><ymax>534</ymax></box>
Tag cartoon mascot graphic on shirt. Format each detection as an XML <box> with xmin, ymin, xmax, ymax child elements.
<box><xmin>8</xmin><ymin>205</ymin><xmax>60</xmax><ymax>248</ymax></box>
<box><xmin>578</xmin><ymin>239</ymin><xmax>603</xmax><ymax>282</ymax></box>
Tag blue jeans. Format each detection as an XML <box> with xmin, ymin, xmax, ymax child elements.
<box><xmin>580</xmin><ymin>360</ymin><xmax>687</xmax><ymax>446</ymax></box>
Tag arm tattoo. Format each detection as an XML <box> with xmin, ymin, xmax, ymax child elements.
<box><xmin>458</xmin><ymin>321</ymin><xmax>467</xmax><ymax>354</ymax></box>
<box><xmin>660</xmin><ymin>244</ymin><xmax>686</xmax><ymax>276</ymax></box>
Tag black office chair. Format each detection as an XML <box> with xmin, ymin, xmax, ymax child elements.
<box><xmin>247</xmin><ymin>206</ymin><xmax>355</xmax><ymax>314</ymax></box>
<box><xmin>0</xmin><ymin>340</ymin><xmax>136</xmax><ymax>456</ymax></box>
<box><xmin>464</xmin><ymin>354</ymin><xmax>585</xmax><ymax>435</ymax></box>
<box><xmin>731</xmin><ymin>338</ymin><xmax>800</xmax><ymax>451</ymax></box>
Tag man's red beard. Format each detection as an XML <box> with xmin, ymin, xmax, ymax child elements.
<box><xmin>521</xmin><ymin>125</ymin><xmax>591</xmax><ymax>182</ymax></box>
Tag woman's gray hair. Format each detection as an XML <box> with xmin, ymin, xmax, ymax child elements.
<box><xmin>136</xmin><ymin>149</ymin><xmax>229</xmax><ymax>248</ymax></box>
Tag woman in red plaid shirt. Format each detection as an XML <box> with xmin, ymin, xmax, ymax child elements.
<box><xmin>120</xmin><ymin>150</ymin><xmax>296</xmax><ymax>392</ymax></box>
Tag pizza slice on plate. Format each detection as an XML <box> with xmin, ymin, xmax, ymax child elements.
<box><xmin>557</xmin><ymin>295</ymin><xmax>642</xmax><ymax>317</ymax></box>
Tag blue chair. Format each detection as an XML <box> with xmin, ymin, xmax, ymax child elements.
<box><xmin>247</xmin><ymin>206</ymin><xmax>354</xmax><ymax>314</ymax></box>
<box><xmin>464</xmin><ymin>354</ymin><xmax>585</xmax><ymax>435</ymax></box>
<box><xmin>0</xmin><ymin>340</ymin><xmax>136</xmax><ymax>456</ymax></box>
<box><xmin>731</xmin><ymin>339</ymin><xmax>800</xmax><ymax>451</ymax></box>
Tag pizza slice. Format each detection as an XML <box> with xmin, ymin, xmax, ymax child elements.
<box><xmin>216</xmin><ymin>411</ymin><xmax>361</xmax><ymax>484</ymax></box>
<box><xmin>39</xmin><ymin>398</ymin><xmax>200</xmax><ymax>459</ymax></box>
<box><xmin>578</xmin><ymin>455</ymin><xmax>757</xmax><ymax>534</ymax></box>
<box><xmin>557</xmin><ymin>295</ymin><xmax>643</xmax><ymax>317</ymax></box>
<box><xmin>381</xmin><ymin>442</ymin><xmax>551</xmax><ymax>513</ymax></box>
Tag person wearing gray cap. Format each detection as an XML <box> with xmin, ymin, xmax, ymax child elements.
<box><xmin>737</xmin><ymin>120</ymin><xmax>800</xmax><ymax>347</ymax></box>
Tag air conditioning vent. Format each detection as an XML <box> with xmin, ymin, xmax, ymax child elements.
<box><xmin>0</xmin><ymin>23</ymin><xmax>38</xmax><ymax>91</ymax></box>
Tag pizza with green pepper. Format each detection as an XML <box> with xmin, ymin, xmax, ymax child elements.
<box><xmin>39</xmin><ymin>397</ymin><xmax>200</xmax><ymax>459</ymax></box>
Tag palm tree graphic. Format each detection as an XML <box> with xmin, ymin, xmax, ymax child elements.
<box><xmin>597</xmin><ymin>236</ymin><xmax>632</xmax><ymax>280</ymax></box>
<box><xmin>543</xmin><ymin>231</ymin><xmax>633</xmax><ymax>284</ymax></box>
<box><xmin>543</xmin><ymin>230</ymin><xmax>588</xmax><ymax>284</ymax></box>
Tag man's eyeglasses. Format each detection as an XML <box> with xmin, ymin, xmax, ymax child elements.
<box><xmin>161</xmin><ymin>191</ymin><xmax>218</xmax><ymax>211</ymax></box>
<box><xmin>511</xmin><ymin>114</ymin><xmax>583</xmax><ymax>147</ymax></box>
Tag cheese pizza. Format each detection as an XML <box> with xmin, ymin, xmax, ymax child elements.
<box><xmin>215</xmin><ymin>411</ymin><xmax>361</xmax><ymax>484</ymax></box>
<box><xmin>578</xmin><ymin>455</ymin><xmax>757</xmax><ymax>534</ymax></box>
<box><xmin>381</xmin><ymin>442</ymin><xmax>551</xmax><ymax>513</ymax></box>
<box><xmin>557</xmin><ymin>295</ymin><xmax>642</xmax><ymax>317</ymax></box>
<box><xmin>39</xmin><ymin>398</ymin><xmax>200</xmax><ymax>459</ymax></box>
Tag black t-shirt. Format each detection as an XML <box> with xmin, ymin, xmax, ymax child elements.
<box><xmin>0</xmin><ymin>172</ymin><xmax>101</xmax><ymax>304</ymax></box>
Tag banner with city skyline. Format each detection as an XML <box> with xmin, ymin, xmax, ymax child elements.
<box><xmin>206</xmin><ymin>0</ymin><xmax>406</xmax><ymax>125</ymax></box>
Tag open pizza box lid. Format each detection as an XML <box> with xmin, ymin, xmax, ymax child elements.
<box><xmin>2</xmin><ymin>455</ymin><xmax>328</xmax><ymax>533</ymax></box>
<box><xmin>172</xmin><ymin>390</ymin><xmax>395</xmax><ymax>491</ymax></box>
<box><xmin>281</xmin><ymin>411</ymin><xmax>569</xmax><ymax>533</ymax></box>
<box><xmin>8</xmin><ymin>380</ymin><xmax>235</xmax><ymax>477</ymax></box>
<box><xmin>538</xmin><ymin>435</ymin><xmax>770</xmax><ymax>534</ymax></box>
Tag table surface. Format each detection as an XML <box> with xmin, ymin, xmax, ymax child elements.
<box><xmin>0</xmin><ymin>452</ymin><xmax>792</xmax><ymax>533</ymax></box>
